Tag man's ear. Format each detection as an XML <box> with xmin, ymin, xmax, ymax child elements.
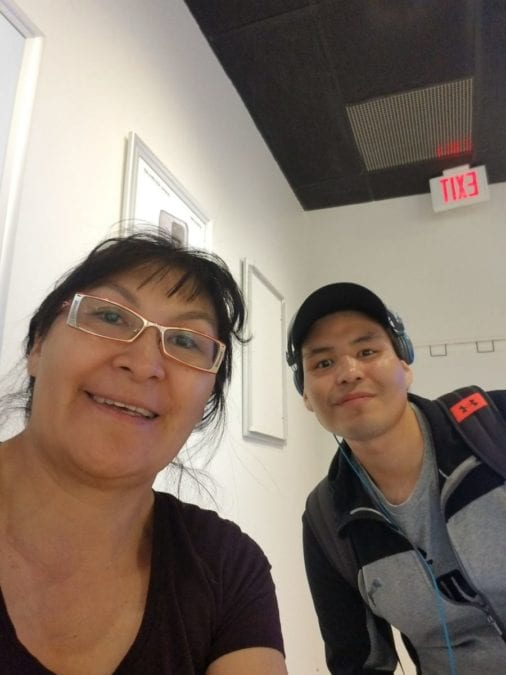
<box><xmin>303</xmin><ymin>391</ymin><xmax>314</xmax><ymax>412</ymax></box>
<box><xmin>401</xmin><ymin>360</ymin><xmax>413</xmax><ymax>391</ymax></box>
<box><xmin>27</xmin><ymin>338</ymin><xmax>43</xmax><ymax>378</ymax></box>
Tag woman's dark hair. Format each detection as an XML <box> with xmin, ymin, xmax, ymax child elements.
<box><xmin>25</xmin><ymin>229</ymin><xmax>246</xmax><ymax>432</ymax></box>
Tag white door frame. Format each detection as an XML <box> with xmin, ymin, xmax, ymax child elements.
<box><xmin>0</xmin><ymin>0</ymin><xmax>43</xmax><ymax>355</ymax></box>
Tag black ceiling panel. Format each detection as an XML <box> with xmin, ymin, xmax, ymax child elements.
<box><xmin>211</xmin><ymin>7</ymin><xmax>364</xmax><ymax>185</ymax></box>
<box><xmin>473</xmin><ymin>2</ymin><xmax>506</xmax><ymax>159</ymax></box>
<box><xmin>368</xmin><ymin>155</ymin><xmax>473</xmax><ymax>202</ymax></box>
<box><xmin>184</xmin><ymin>0</ymin><xmax>506</xmax><ymax>210</ymax></box>
<box><xmin>295</xmin><ymin>173</ymin><xmax>372</xmax><ymax>211</ymax></box>
<box><xmin>319</xmin><ymin>0</ymin><xmax>476</xmax><ymax>102</ymax></box>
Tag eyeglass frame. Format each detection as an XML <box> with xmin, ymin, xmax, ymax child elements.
<box><xmin>61</xmin><ymin>292</ymin><xmax>226</xmax><ymax>374</ymax></box>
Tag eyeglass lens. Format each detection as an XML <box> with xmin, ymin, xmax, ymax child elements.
<box><xmin>75</xmin><ymin>296</ymin><xmax>220</xmax><ymax>370</ymax></box>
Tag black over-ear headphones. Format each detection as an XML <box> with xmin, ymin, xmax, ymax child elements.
<box><xmin>285</xmin><ymin>315</ymin><xmax>305</xmax><ymax>396</ymax></box>
<box><xmin>385</xmin><ymin>309</ymin><xmax>415</xmax><ymax>365</ymax></box>
<box><xmin>286</xmin><ymin>308</ymin><xmax>414</xmax><ymax>396</ymax></box>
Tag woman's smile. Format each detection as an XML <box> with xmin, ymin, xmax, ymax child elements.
<box><xmin>87</xmin><ymin>392</ymin><xmax>158</xmax><ymax>421</ymax></box>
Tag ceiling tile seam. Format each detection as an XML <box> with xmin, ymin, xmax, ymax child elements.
<box><xmin>311</xmin><ymin>8</ymin><xmax>369</xmax><ymax>176</ymax></box>
<box><xmin>206</xmin><ymin>3</ymin><xmax>320</xmax><ymax>41</ymax></box>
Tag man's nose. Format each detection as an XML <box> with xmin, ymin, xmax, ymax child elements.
<box><xmin>335</xmin><ymin>355</ymin><xmax>362</xmax><ymax>383</ymax></box>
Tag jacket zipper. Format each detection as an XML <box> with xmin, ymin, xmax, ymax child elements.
<box><xmin>440</xmin><ymin>462</ymin><xmax>506</xmax><ymax>641</ymax></box>
<box><xmin>348</xmin><ymin>506</ymin><xmax>506</xmax><ymax>642</ymax></box>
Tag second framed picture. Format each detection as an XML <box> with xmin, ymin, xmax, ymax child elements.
<box><xmin>242</xmin><ymin>259</ymin><xmax>287</xmax><ymax>445</ymax></box>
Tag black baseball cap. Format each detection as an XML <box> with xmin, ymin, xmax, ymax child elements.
<box><xmin>289</xmin><ymin>282</ymin><xmax>391</xmax><ymax>355</ymax></box>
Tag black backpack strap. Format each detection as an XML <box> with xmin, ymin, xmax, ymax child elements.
<box><xmin>305</xmin><ymin>477</ymin><xmax>358</xmax><ymax>587</ymax></box>
<box><xmin>436</xmin><ymin>385</ymin><xmax>506</xmax><ymax>480</ymax></box>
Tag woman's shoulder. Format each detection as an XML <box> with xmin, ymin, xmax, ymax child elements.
<box><xmin>153</xmin><ymin>490</ymin><xmax>268</xmax><ymax>564</ymax></box>
<box><xmin>153</xmin><ymin>489</ymin><xmax>240</xmax><ymax>529</ymax></box>
<box><xmin>150</xmin><ymin>491</ymin><xmax>283</xmax><ymax>658</ymax></box>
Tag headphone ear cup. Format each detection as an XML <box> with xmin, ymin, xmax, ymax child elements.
<box><xmin>395</xmin><ymin>333</ymin><xmax>415</xmax><ymax>365</ymax></box>
<box><xmin>387</xmin><ymin>310</ymin><xmax>415</xmax><ymax>365</ymax></box>
<box><xmin>293</xmin><ymin>366</ymin><xmax>303</xmax><ymax>395</ymax></box>
<box><xmin>286</xmin><ymin>317</ymin><xmax>304</xmax><ymax>395</ymax></box>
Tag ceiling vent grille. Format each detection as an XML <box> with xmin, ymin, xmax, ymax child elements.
<box><xmin>346</xmin><ymin>78</ymin><xmax>473</xmax><ymax>171</ymax></box>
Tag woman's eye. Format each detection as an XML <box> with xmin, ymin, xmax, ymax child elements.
<box><xmin>96</xmin><ymin>310</ymin><xmax>125</xmax><ymax>325</ymax></box>
<box><xmin>171</xmin><ymin>332</ymin><xmax>199</xmax><ymax>350</ymax></box>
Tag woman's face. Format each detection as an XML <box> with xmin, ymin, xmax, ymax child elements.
<box><xmin>25</xmin><ymin>266</ymin><xmax>218</xmax><ymax>489</ymax></box>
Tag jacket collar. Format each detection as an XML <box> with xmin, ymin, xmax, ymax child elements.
<box><xmin>326</xmin><ymin>392</ymin><xmax>473</xmax><ymax>526</ymax></box>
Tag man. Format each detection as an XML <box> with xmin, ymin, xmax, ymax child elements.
<box><xmin>286</xmin><ymin>282</ymin><xmax>506</xmax><ymax>674</ymax></box>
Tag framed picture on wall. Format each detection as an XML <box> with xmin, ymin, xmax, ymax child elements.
<box><xmin>242</xmin><ymin>259</ymin><xmax>287</xmax><ymax>445</ymax></box>
<box><xmin>121</xmin><ymin>132</ymin><xmax>211</xmax><ymax>248</ymax></box>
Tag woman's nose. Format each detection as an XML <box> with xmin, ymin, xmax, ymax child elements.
<box><xmin>113</xmin><ymin>326</ymin><xmax>166</xmax><ymax>381</ymax></box>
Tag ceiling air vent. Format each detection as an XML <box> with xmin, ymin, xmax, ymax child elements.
<box><xmin>346</xmin><ymin>78</ymin><xmax>473</xmax><ymax>171</ymax></box>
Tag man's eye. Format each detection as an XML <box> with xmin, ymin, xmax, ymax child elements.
<box><xmin>358</xmin><ymin>348</ymin><xmax>376</xmax><ymax>357</ymax></box>
<box><xmin>315</xmin><ymin>358</ymin><xmax>333</xmax><ymax>370</ymax></box>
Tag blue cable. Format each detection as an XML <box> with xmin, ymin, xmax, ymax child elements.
<box><xmin>334</xmin><ymin>436</ymin><xmax>458</xmax><ymax>675</ymax></box>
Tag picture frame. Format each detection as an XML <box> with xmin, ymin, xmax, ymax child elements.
<box><xmin>0</xmin><ymin>0</ymin><xmax>43</xmax><ymax>356</ymax></box>
<box><xmin>121</xmin><ymin>132</ymin><xmax>211</xmax><ymax>249</ymax></box>
<box><xmin>242</xmin><ymin>259</ymin><xmax>287</xmax><ymax>444</ymax></box>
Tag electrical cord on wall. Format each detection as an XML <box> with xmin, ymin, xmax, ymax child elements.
<box><xmin>334</xmin><ymin>435</ymin><xmax>458</xmax><ymax>675</ymax></box>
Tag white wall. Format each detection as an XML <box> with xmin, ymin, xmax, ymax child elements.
<box><xmin>301</xmin><ymin>185</ymin><xmax>506</xmax><ymax>353</ymax></box>
<box><xmin>0</xmin><ymin>1</ymin><xmax>331</xmax><ymax>672</ymax></box>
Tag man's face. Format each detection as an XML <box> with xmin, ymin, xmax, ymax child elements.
<box><xmin>301</xmin><ymin>310</ymin><xmax>413</xmax><ymax>445</ymax></box>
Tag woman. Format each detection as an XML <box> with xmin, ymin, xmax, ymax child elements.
<box><xmin>0</xmin><ymin>231</ymin><xmax>287</xmax><ymax>674</ymax></box>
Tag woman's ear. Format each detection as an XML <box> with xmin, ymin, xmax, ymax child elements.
<box><xmin>27</xmin><ymin>338</ymin><xmax>43</xmax><ymax>377</ymax></box>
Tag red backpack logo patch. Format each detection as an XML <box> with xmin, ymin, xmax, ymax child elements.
<box><xmin>450</xmin><ymin>392</ymin><xmax>488</xmax><ymax>422</ymax></box>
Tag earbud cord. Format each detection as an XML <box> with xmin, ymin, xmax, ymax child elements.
<box><xmin>333</xmin><ymin>435</ymin><xmax>457</xmax><ymax>675</ymax></box>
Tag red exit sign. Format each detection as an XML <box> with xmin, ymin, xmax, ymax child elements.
<box><xmin>429</xmin><ymin>165</ymin><xmax>489</xmax><ymax>212</ymax></box>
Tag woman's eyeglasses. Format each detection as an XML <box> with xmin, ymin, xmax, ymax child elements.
<box><xmin>63</xmin><ymin>293</ymin><xmax>225</xmax><ymax>374</ymax></box>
